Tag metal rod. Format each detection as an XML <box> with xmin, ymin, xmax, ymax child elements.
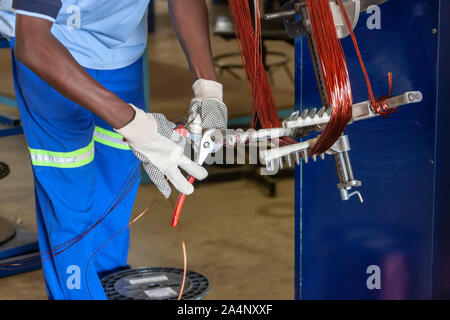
<box><xmin>334</xmin><ymin>153</ymin><xmax>349</xmax><ymax>184</ymax></box>
<box><xmin>264</xmin><ymin>1</ymin><xmax>306</xmax><ymax>20</ymax></box>
<box><xmin>342</xmin><ymin>151</ymin><xmax>355</xmax><ymax>181</ymax></box>
<box><xmin>264</xmin><ymin>10</ymin><xmax>297</xmax><ymax>20</ymax></box>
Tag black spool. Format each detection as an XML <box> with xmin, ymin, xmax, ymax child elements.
<box><xmin>101</xmin><ymin>267</ymin><xmax>210</xmax><ymax>300</ymax></box>
<box><xmin>0</xmin><ymin>163</ymin><xmax>14</xmax><ymax>246</ymax></box>
<box><xmin>0</xmin><ymin>162</ymin><xmax>10</xmax><ymax>180</ymax></box>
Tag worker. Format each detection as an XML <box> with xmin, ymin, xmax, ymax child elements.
<box><xmin>0</xmin><ymin>0</ymin><xmax>227</xmax><ymax>299</ymax></box>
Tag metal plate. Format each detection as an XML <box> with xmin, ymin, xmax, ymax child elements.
<box><xmin>331</xmin><ymin>0</ymin><xmax>360</xmax><ymax>39</ymax></box>
<box><xmin>101</xmin><ymin>267</ymin><xmax>210</xmax><ymax>300</ymax></box>
<box><xmin>0</xmin><ymin>218</ymin><xmax>16</xmax><ymax>245</ymax></box>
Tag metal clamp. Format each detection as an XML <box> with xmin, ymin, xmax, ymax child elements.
<box><xmin>264</xmin><ymin>0</ymin><xmax>389</xmax><ymax>39</ymax></box>
<box><xmin>265</xmin><ymin>0</ymin><xmax>306</xmax><ymax>39</ymax></box>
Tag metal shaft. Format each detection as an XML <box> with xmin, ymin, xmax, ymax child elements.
<box><xmin>264</xmin><ymin>10</ymin><xmax>297</xmax><ymax>20</ymax></box>
<box><xmin>334</xmin><ymin>152</ymin><xmax>349</xmax><ymax>185</ymax></box>
<box><xmin>342</xmin><ymin>151</ymin><xmax>355</xmax><ymax>182</ymax></box>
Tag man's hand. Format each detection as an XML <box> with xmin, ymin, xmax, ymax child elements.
<box><xmin>168</xmin><ymin>0</ymin><xmax>228</xmax><ymax>132</ymax></box>
<box><xmin>188</xmin><ymin>79</ymin><xmax>228</xmax><ymax>132</ymax></box>
<box><xmin>116</xmin><ymin>105</ymin><xmax>208</xmax><ymax>198</ymax></box>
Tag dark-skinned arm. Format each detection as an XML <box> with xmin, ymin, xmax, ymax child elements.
<box><xmin>14</xmin><ymin>15</ymin><xmax>135</xmax><ymax>129</ymax></box>
<box><xmin>168</xmin><ymin>0</ymin><xmax>217</xmax><ymax>82</ymax></box>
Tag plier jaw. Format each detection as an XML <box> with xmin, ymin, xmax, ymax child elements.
<box><xmin>195</xmin><ymin>129</ymin><xmax>224</xmax><ymax>165</ymax></box>
<box><xmin>175</xmin><ymin>124</ymin><xmax>223</xmax><ymax>158</ymax></box>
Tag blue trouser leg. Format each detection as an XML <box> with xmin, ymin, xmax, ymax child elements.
<box><xmin>11</xmin><ymin>43</ymin><xmax>144</xmax><ymax>299</ymax></box>
<box><xmin>90</xmin><ymin>61</ymin><xmax>144</xmax><ymax>275</ymax></box>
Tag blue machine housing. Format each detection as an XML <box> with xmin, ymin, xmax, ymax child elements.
<box><xmin>295</xmin><ymin>0</ymin><xmax>449</xmax><ymax>299</ymax></box>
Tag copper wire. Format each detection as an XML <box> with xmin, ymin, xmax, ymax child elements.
<box><xmin>306</xmin><ymin>0</ymin><xmax>353</xmax><ymax>156</ymax></box>
<box><xmin>178</xmin><ymin>239</ymin><xmax>187</xmax><ymax>300</ymax></box>
<box><xmin>335</xmin><ymin>0</ymin><xmax>395</xmax><ymax>118</ymax></box>
<box><xmin>228</xmin><ymin>0</ymin><xmax>281</xmax><ymax>130</ymax></box>
<box><xmin>0</xmin><ymin>161</ymin><xmax>142</xmax><ymax>271</ymax></box>
<box><xmin>85</xmin><ymin>197</ymin><xmax>158</xmax><ymax>299</ymax></box>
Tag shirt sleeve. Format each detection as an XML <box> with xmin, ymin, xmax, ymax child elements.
<box><xmin>13</xmin><ymin>0</ymin><xmax>62</xmax><ymax>22</ymax></box>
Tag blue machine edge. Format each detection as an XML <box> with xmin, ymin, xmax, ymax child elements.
<box><xmin>295</xmin><ymin>0</ymin><xmax>448</xmax><ymax>300</ymax></box>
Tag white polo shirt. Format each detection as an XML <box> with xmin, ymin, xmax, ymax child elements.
<box><xmin>8</xmin><ymin>0</ymin><xmax>150</xmax><ymax>70</ymax></box>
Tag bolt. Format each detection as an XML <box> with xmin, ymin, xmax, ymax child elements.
<box><xmin>432</xmin><ymin>28</ymin><xmax>437</xmax><ymax>34</ymax></box>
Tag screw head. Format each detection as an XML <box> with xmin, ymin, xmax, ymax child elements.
<box><xmin>432</xmin><ymin>28</ymin><xmax>438</xmax><ymax>34</ymax></box>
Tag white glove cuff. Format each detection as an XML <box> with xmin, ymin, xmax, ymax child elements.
<box><xmin>114</xmin><ymin>104</ymin><xmax>157</xmax><ymax>146</ymax></box>
<box><xmin>192</xmin><ymin>79</ymin><xmax>223</xmax><ymax>101</ymax></box>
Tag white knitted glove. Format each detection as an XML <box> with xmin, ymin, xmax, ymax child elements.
<box><xmin>115</xmin><ymin>105</ymin><xmax>208</xmax><ymax>198</ymax></box>
<box><xmin>188</xmin><ymin>79</ymin><xmax>228</xmax><ymax>132</ymax></box>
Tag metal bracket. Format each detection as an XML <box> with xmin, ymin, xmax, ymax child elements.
<box><xmin>282</xmin><ymin>91</ymin><xmax>423</xmax><ymax>138</ymax></box>
<box><xmin>246</xmin><ymin>89</ymin><xmax>422</xmax><ymax>202</ymax></box>
<box><xmin>265</xmin><ymin>0</ymin><xmax>390</xmax><ymax>39</ymax></box>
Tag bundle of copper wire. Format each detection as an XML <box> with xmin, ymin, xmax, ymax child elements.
<box><xmin>305</xmin><ymin>0</ymin><xmax>353</xmax><ymax>156</ymax></box>
<box><xmin>228</xmin><ymin>0</ymin><xmax>353</xmax><ymax>151</ymax></box>
<box><xmin>228</xmin><ymin>0</ymin><xmax>281</xmax><ymax>130</ymax></box>
<box><xmin>228</xmin><ymin>0</ymin><xmax>395</xmax><ymax>154</ymax></box>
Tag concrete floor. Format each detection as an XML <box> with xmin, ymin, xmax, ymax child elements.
<box><xmin>0</xmin><ymin>1</ymin><xmax>296</xmax><ymax>300</ymax></box>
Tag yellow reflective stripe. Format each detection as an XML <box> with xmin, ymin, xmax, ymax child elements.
<box><xmin>29</xmin><ymin>139</ymin><xmax>94</xmax><ymax>158</ymax></box>
<box><xmin>28</xmin><ymin>126</ymin><xmax>130</xmax><ymax>168</ymax></box>
<box><xmin>94</xmin><ymin>126</ymin><xmax>124</xmax><ymax>139</ymax></box>
<box><xmin>31</xmin><ymin>153</ymin><xmax>95</xmax><ymax>168</ymax></box>
<box><xmin>93</xmin><ymin>126</ymin><xmax>130</xmax><ymax>150</ymax></box>
<box><xmin>29</xmin><ymin>140</ymin><xmax>95</xmax><ymax>168</ymax></box>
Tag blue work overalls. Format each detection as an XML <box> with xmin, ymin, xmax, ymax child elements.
<box><xmin>10</xmin><ymin>38</ymin><xmax>144</xmax><ymax>299</ymax></box>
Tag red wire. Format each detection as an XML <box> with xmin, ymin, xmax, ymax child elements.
<box><xmin>172</xmin><ymin>176</ymin><xmax>196</xmax><ymax>228</ymax></box>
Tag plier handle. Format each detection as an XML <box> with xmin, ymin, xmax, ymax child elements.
<box><xmin>172</xmin><ymin>126</ymin><xmax>222</xmax><ymax>227</ymax></box>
